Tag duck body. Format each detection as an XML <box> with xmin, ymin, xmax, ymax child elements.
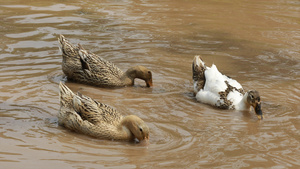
<box><xmin>195</xmin><ymin>63</ymin><xmax>245</xmax><ymax>110</ymax></box>
<box><xmin>58</xmin><ymin>35</ymin><xmax>153</xmax><ymax>88</ymax></box>
<box><xmin>58</xmin><ymin>82</ymin><xmax>149</xmax><ymax>142</ymax></box>
<box><xmin>192</xmin><ymin>56</ymin><xmax>263</xmax><ymax>119</ymax></box>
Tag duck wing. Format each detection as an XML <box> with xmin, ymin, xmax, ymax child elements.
<box><xmin>72</xmin><ymin>92</ymin><xmax>123</xmax><ymax>125</ymax></box>
<box><xmin>78</xmin><ymin>49</ymin><xmax>123</xmax><ymax>76</ymax></box>
<box><xmin>196</xmin><ymin>64</ymin><xmax>244</xmax><ymax>109</ymax></box>
<box><xmin>77</xmin><ymin>49</ymin><xmax>125</xmax><ymax>86</ymax></box>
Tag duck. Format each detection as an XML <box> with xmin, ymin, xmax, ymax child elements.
<box><xmin>192</xmin><ymin>55</ymin><xmax>263</xmax><ymax>120</ymax></box>
<box><xmin>58</xmin><ymin>35</ymin><xmax>153</xmax><ymax>88</ymax></box>
<box><xmin>58</xmin><ymin>82</ymin><xmax>150</xmax><ymax>142</ymax></box>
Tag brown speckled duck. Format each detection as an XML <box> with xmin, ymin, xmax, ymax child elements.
<box><xmin>58</xmin><ymin>82</ymin><xmax>149</xmax><ymax>142</ymax></box>
<box><xmin>58</xmin><ymin>35</ymin><xmax>153</xmax><ymax>88</ymax></box>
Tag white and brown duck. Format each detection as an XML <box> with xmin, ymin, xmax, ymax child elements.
<box><xmin>192</xmin><ymin>55</ymin><xmax>263</xmax><ymax>119</ymax></box>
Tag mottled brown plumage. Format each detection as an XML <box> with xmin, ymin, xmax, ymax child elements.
<box><xmin>218</xmin><ymin>81</ymin><xmax>245</xmax><ymax>109</ymax></box>
<box><xmin>58</xmin><ymin>82</ymin><xmax>149</xmax><ymax>142</ymax></box>
<box><xmin>58</xmin><ymin>35</ymin><xmax>153</xmax><ymax>88</ymax></box>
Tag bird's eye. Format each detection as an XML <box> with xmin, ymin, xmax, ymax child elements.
<box><xmin>148</xmin><ymin>71</ymin><xmax>151</xmax><ymax>74</ymax></box>
<box><xmin>139</xmin><ymin>128</ymin><xmax>143</xmax><ymax>132</ymax></box>
<box><xmin>249</xmin><ymin>94</ymin><xmax>254</xmax><ymax>99</ymax></box>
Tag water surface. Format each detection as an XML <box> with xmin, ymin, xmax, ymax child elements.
<box><xmin>0</xmin><ymin>0</ymin><xmax>300</xmax><ymax>168</ymax></box>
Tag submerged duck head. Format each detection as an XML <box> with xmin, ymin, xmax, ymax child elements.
<box><xmin>122</xmin><ymin>115</ymin><xmax>150</xmax><ymax>142</ymax></box>
<box><xmin>127</xmin><ymin>66</ymin><xmax>153</xmax><ymax>87</ymax></box>
<box><xmin>246</xmin><ymin>90</ymin><xmax>263</xmax><ymax>120</ymax></box>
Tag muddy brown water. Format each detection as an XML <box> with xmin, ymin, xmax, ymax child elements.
<box><xmin>1</xmin><ymin>0</ymin><xmax>300</xmax><ymax>168</ymax></box>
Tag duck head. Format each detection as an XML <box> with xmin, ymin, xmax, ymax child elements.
<box><xmin>127</xmin><ymin>66</ymin><xmax>153</xmax><ymax>87</ymax></box>
<box><xmin>247</xmin><ymin>90</ymin><xmax>263</xmax><ymax>120</ymax></box>
<box><xmin>122</xmin><ymin>115</ymin><xmax>150</xmax><ymax>143</ymax></box>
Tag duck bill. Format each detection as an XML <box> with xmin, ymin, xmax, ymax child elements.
<box><xmin>146</xmin><ymin>79</ymin><xmax>153</xmax><ymax>87</ymax></box>
<box><xmin>254</xmin><ymin>102</ymin><xmax>264</xmax><ymax>120</ymax></box>
<box><xmin>139</xmin><ymin>137</ymin><xmax>150</xmax><ymax>146</ymax></box>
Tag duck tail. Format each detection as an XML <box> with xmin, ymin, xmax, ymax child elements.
<box><xmin>192</xmin><ymin>55</ymin><xmax>206</xmax><ymax>93</ymax></box>
<box><xmin>59</xmin><ymin>82</ymin><xmax>75</xmax><ymax>107</ymax></box>
<box><xmin>58</xmin><ymin>34</ymin><xmax>66</xmax><ymax>53</ymax></box>
<box><xmin>58</xmin><ymin>34</ymin><xmax>77</xmax><ymax>57</ymax></box>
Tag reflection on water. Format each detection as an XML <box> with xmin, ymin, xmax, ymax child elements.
<box><xmin>0</xmin><ymin>0</ymin><xmax>300</xmax><ymax>168</ymax></box>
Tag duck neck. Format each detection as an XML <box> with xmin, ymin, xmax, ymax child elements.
<box><xmin>78</xmin><ymin>119</ymin><xmax>133</xmax><ymax>141</ymax></box>
<box><xmin>116</xmin><ymin>116</ymin><xmax>135</xmax><ymax>140</ymax></box>
<box><xmin>237</xmin><ymin>92</ymin><xmax>251</xmax><ymax>110</ymax></box>
<box><xmin>114</xmin><ymin>126</ymin><xmax>133</xmax><ymax>141</ymax></box>
<box><xmin>121</xmin><ymin>67</ymin><xmax>138</xmax><ymax>86</ymax></box>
